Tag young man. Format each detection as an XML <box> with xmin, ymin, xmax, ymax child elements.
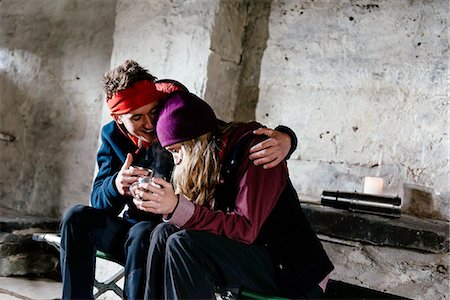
<box><xmin>59</xmin><ymin>60</ymin><xmax>298</xmax><ymax>300</ymax></box>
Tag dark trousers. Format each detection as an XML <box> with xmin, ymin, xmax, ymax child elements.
<box><xmin>144</xmin><ymin>223</ymin><xmax>279</xmax><ymax>300</ymax></box>
<box><xmin>60</xmin><ymin>205</ymin><xmax>158</xmax><ymax>300</ymax></box>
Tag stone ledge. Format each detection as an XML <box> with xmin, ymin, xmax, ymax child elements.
<box><xmin>302</xmin><ymin>203</ymin><xmax>449</xmax><ymax>254</ymax></box>
<box><xmin>321</xmin><ymin>239</ymin><xmax>448</xmax><ymax>299</ymax></box>
<box><xmin>0</xmin><ymin>206</ymin><xmax>60</xmax><ymax>233</ymax></box>
<box><xmin>0</xmin><ymin>206</ymin><xmax>60</xmax><ymax>277</ymax></box>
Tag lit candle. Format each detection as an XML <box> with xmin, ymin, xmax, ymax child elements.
<box><xmin>363</xmin><ymin>176</ymin><xmax>384</xmax><ymax>195</ymax></box>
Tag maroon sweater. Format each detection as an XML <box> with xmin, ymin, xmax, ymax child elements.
<box><xmin>168</xmin><ymin>122</ymin><xmax>286</xmax><ymax>244</ymax></box>
<box><xmin>166</xmin><ymin>122</ymin><xmax>334</xmax><ymax>297</ymax></box>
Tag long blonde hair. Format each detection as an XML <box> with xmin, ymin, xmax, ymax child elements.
<box><xmin>172</xmin><ymin>132</ymin><xmax>221</xmax><ymax>205</ymax></box>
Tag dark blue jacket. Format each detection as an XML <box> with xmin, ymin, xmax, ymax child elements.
<box><xmin>90</xmin><ymin>121</ymin><xmax>174</xmax><ymax>223</ymax></box>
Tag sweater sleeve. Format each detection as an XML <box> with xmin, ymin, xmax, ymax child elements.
<box><xmin>167</xmin><ymin>154</ymin><xmax>288</xmax><ymax>244</ymax></box>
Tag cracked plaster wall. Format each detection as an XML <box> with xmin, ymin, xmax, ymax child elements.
<box><xmin>321</xmin><ymin>239</ymin><xmax>449</xmax><ymax>299</ymax></box>
<box><xmin>0</xmin><ymin>0</ymin><xmax>116</xmax><ymax>217</ymax></box>
<box><xmin>258</xmin><ymin>0</ymin><xmax>449</xmax><ymax>220</ymax></box>
<box><xmin>101</xmin><ymin>0</ymin><xmax>219</xmax><ymax>124</ymax></box>
<box><xmin>106</xmin><ymin>0</ymin><xmax>270</xmax><ymax>123</ymax></box>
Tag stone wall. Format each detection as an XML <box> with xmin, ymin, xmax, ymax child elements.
<box><xmin>1</xmin><ymin>0</ymin><xmax>447</xmax><ymax>221</ymax></box>
<box><xmin>258</xmin><ymin>0</ymin><xmax>449</xmax><ymax>220</ymax></box>
<box><xmin>0</xmin><ymin>206</ymin><xmax>60</xmax><ymax>277</ymax></box>
<box><xmin>304</xmin><ymin>203</ymin><xmax>449</xmax><ymax>299</ymax></box>
<box><xmin>109</xmin><ymin>0</ymin><xmax>448</xmax><ymax>220</ymax></box>
<box><xmin>105</xmin><ymin>0</ymin><xmax>272</xmax><ymax>123</ymax></box>
<box><xmin>0</xmin><ymin>0</ymin><xmax>116</xmax><ymax>216</ymax></box>
<box><xmin>322</xmin><ymin>240</ymin><xmax>449</xmax><ymax>299</ymax></box>
<box><xmin>100</xmin><ymin>0</ymin><xmax>219</xmax><ymax>124</ymax></box>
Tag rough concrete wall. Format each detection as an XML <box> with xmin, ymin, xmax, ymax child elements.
<box><xmin>110</xmin><ymin>0</ymin><xmax>217</xmax><ymax>96</ymax></box>
<box><xmin>203</xmin><ymin>0</ymin><xmax>247</xmax><ymax>121</ymax></box>
<box><xmin>233</xmin><ymin>0</ymin><xmax>272</xmax><ymax>122</ymax></box>
<box><xmin>101</xmin><ymin>0</ymin><xmax>219</xmax><ymax>125</ymax></box>
<box><xmin>322</xmin><ymin>239</ymin><xmax>449</xmax><ymax>299</ymax></box>
<box><xmin>258</xmin><ymin>0</ymin><xmax>449</xmax><ymax>220</ymax></box>
<box><xmin>204</xmin><ymin>0</ymin><xmax>273</xmax><ymax>122</ymax></box>
<box><xmin>0</xmin><ymin>0</ymin><xmax>116</xmax><ymax>217</ymax></box>
<box><xmin>107</xmin><ymin>0</ymin><xmax>267</xmax><ymax>123</ymax></box>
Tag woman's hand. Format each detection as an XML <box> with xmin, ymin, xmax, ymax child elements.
<box><xmin>249</xmin><ymin>127</ymin><xmax>291</xmax><ymax>169</ymax></box>
<box><xmin>133</xmin><ymin>177</ymin><xmax>178</xmax><ymax>215</ymax></box>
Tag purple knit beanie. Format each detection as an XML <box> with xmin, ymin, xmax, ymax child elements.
<box><xmin>156</xmin><ymin>93</ymin><xmax>217</xmax><ymax>147</ymax></box>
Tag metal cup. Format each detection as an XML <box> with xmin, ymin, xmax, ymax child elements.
<box><xmin>130</xmin><ymin>182</ymin><xmax>140</xmax><ymax>198</ymax></box>
<box><xmin>135</xmin><ymin>167</ymin><xmax>154</xmax><ymax>178</ymax></box>
<box><xmin>139</xmin><ymin>176</ymin><xmax>162</xmax><ymax>189</ymax></box>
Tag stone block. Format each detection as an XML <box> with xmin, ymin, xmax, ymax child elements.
<box><xmin>303</xmin><ymin>203</ymin><xmax>449</xmax><ymax>253</ymax></box>
<box><xmin>303</xmin><ymin>202</ymin><xmax>449</xmax><ymax>298</ymax></box>
<box><xmin>403</xmin><ymin>183</ymin><xmax>442</xmax><ymax>219</ymax></box>
<box><xmin>322</xmin><ymin>240</ymin><xmax>449</xmax><ymax>299</ymax></box>
<box><xmin>0</xmin><ymin>206</ymin><xmax>60</xmax><ymax>278</ymax></box>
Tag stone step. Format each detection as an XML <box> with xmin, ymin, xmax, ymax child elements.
<box><xmin>303</xmin><ymin>203</ymin><xmax>449</xmax><ymax>253</ymax></box>
<box><xmin>0</xmin><ymin>206</ymin><xmax>60</xmax><ymax>277</ymax></box>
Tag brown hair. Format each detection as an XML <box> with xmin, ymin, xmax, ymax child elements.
<box><xmin>172</xmin><ymin>133</ymin><xmax>220</xmax><ymax>205</ymax></box>
<box><xmin>102</xmin><ymin>60</ymin><xmax>157</xmax><ymax>99</ymax></box>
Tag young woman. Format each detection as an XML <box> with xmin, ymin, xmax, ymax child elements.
<box><xmin>133</xmin><ymin>92</ymin><xmax>334</xmax><ymax>299</ymax></box>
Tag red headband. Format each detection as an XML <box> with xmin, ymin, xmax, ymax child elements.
<box><xmin>106</xmin><ymin>80</ymin><xmax>167</xmax><ymax>115</ymax></box>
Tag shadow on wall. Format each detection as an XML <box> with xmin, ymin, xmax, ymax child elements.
<box><xmin>403</xmin><ymin>183</ymin><xmax>445</xmax><ymax>220</ymax></box>
<box><xmin>0</xmin><ymin>65</ymin><xmax>63</xmax><ymax>217</ymax></box>
<box><xmin>204</xmin><ymin>0</ymin><xmax>272</xmax><ymax>122</ymax></box>
<box><xmin>0</xmin><ymin>3</ymin><xmax>73</xmax><ymax>217</ymax></box>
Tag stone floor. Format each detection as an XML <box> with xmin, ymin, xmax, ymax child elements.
<box><xmin>0</xmin><ymin>276</ymin><xmax>62</xmax><ymax>300</ymax></box>
<box><xmin>0</xmin><ymin>275</ymin><xmax>409</xmax><ymax>300</ymax></box>
<box><xmin>0</xmin><ymin>276</ymin><xmax>123</xmax><ymax>300</ymax></box>
<box><xmin>0</xmin><ymin>257</ymin><xmax>123</xmax><ymax>300</ymax></box>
